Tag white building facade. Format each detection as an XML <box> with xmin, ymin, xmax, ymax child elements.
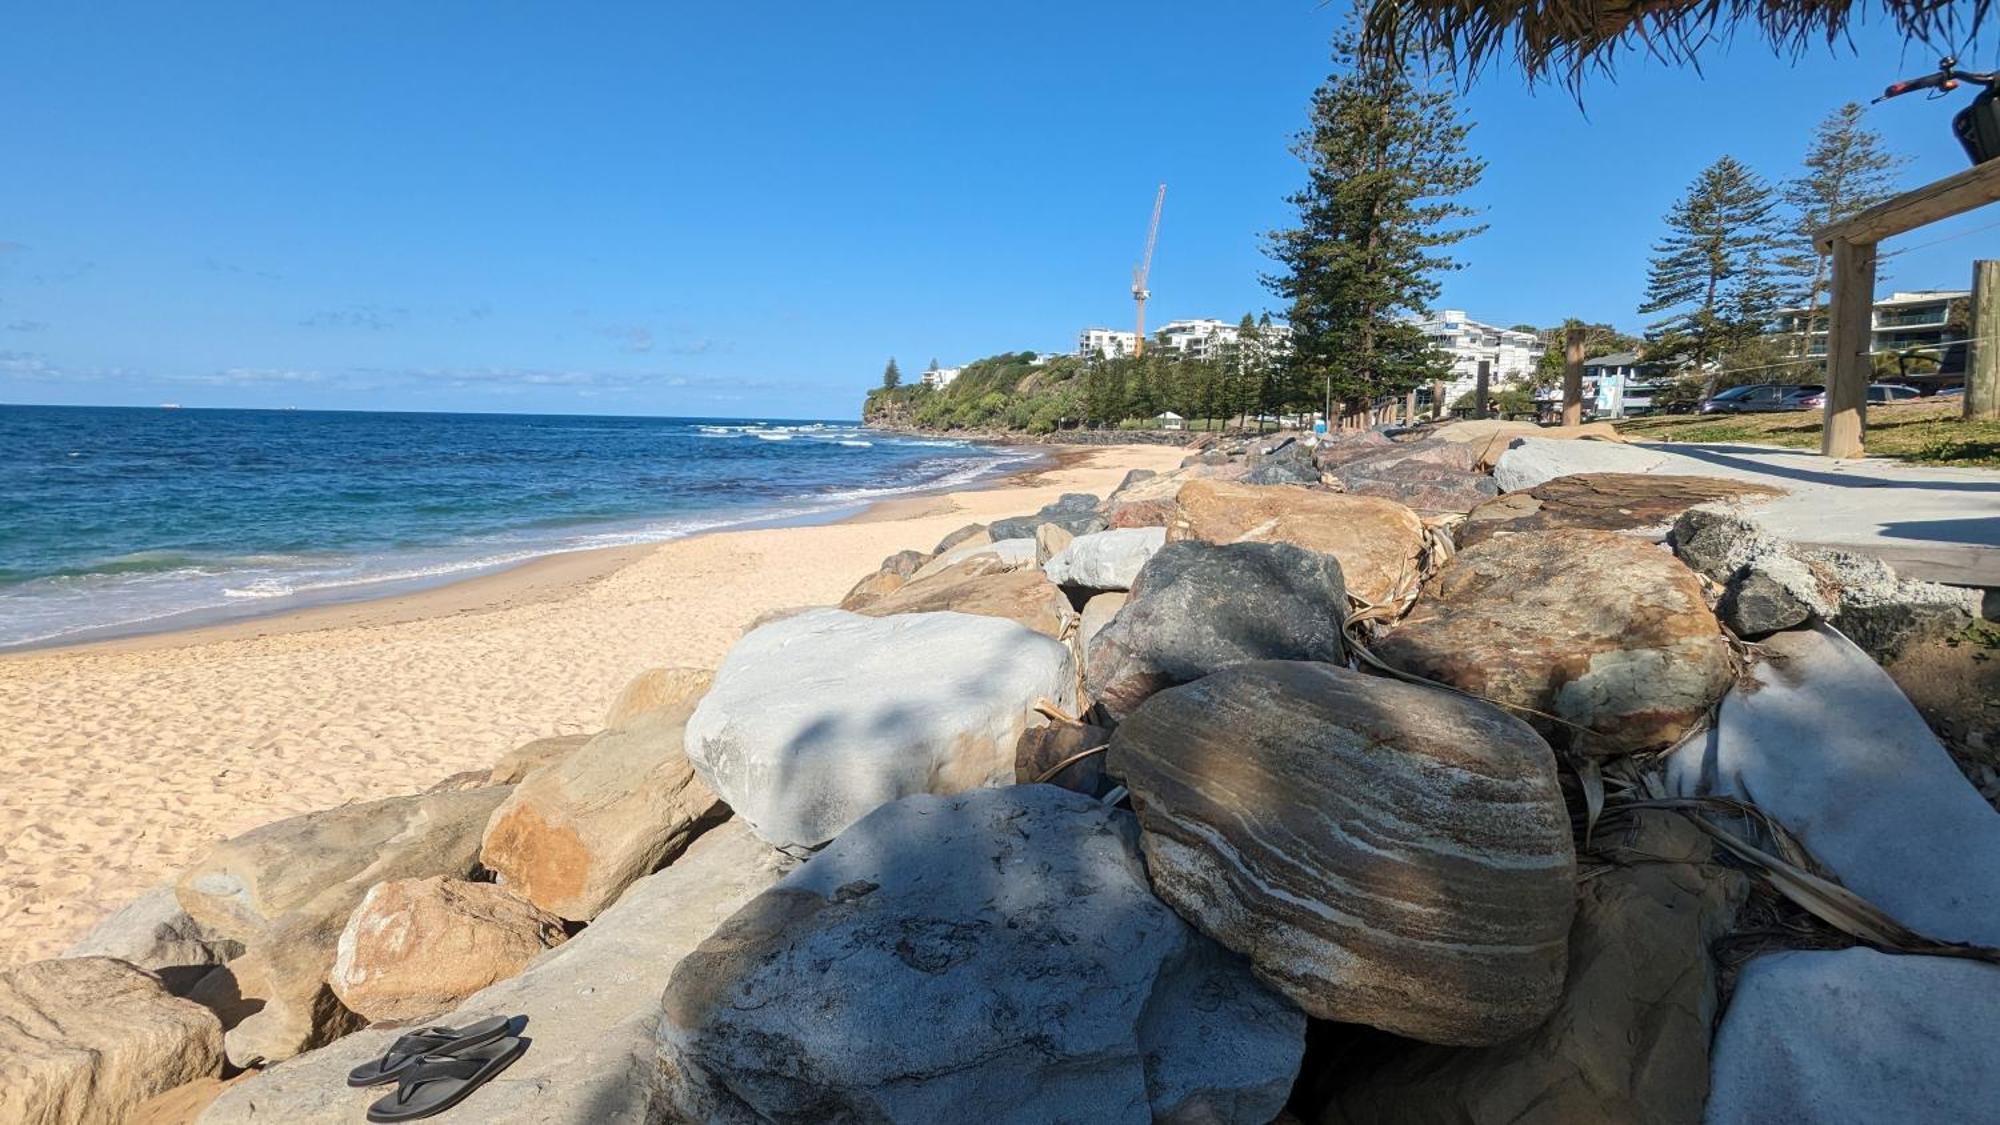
<box><xmin>1081</xmin><ymin>319</ymin><xmax>1293</xmax><ymax>362</ymax></box>
<box><xmin>1078</xmin><ymin>328</ymin><xmax>1140</xmax><ymax>360</ymax></box>
<box><xmin>920</xmin><ymin>365</ymin><xmax>962</xmax><ymax>389</ymax></box>
<box><xmin>1414</xmin><ymin>311</ymin><xmax>1544</xmax><ymax>403</ymax></box>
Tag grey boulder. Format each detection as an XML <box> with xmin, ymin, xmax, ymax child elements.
<box><xmin>62</xmin><ymin>885</ymin><xmax>241</xmax><ymax>994</ymax></box>
<box><xmin>989</xmin><ymin>492</ymin><xmax>1107</xmax><ymax>541</ymax></box>
<box><xmin>684</xmin><ymin>609</ymin><xmax>1077</xmax><ymax>851</ymax></box>
<box><xmin>1706</xmin><ymin>949</ymin><xmax>2000</xmax><ymax>1125</ymax></box>
<box><xmin>1042</xmin><ymin>526</ymin><xmax>1167</xmax><ymax>593</ymax></box>
<box><xmin>654</xmin><ymin>786</ymin><xmax>1305</xmax><ymax>1125</ymax></box>
<box><xmin>1666</xmin><ymin>623</ymin><xmax>2000</xmax><ymax>946</ymax></box>
<box><xmin>1086</xmin><ymin>540</ymin><xmax>1347</xmax><ymax>720</ymax></box>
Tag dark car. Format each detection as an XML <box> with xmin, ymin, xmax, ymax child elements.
<box><xmin>1697</xmin><ymin>384</ymin><xmax>1825</xmax><ymax>414</ymax></box>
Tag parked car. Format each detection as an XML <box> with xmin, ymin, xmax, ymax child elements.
<box><xmin>1794</xmin><ymin>383</ymin><xmax>1926</xmax><ymax>408</ymax></box>
<box><xmin>1697</xmin><ymin>384</ymin><xmax>1825</xmax><ymax>414</ymax></box>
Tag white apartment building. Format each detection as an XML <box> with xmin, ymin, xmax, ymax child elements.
<box><xmin>1414</xmin><ymin>310</ymin><xmax>1543</xmax><ymax>402</ymax></box>
<box><xmin>1082</xmin><ymin>319</ymin><xmax>1294</xmax><ymax>362</ymax></box>
<box><xmin>920</xmin><ymin>365</ymin><xmax>962</xmax><ymax>389</ymax></box>
<box><xmin>1078</xmin><ymin>327</ymin><xmax>1140</xmax><ymax>359</ymax></box>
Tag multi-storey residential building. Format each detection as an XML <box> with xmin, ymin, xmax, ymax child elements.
<box><xmin>920</xmin><ymin>365</ymin><xmax>962</xmax><ymax>389</ymax></box>
<box><xmin>1077</xmin><ymin>327</ymin><xmax>1140</xmax><ymax>360</ymax></box>
<box><xmin>1773</xmin><ymin>289</ymin><xmax>1970</xmax><ymax>381</ymax></box>
<box><xmin>1413</xmin><ymin>310</ymin><xmax>1544</xmax><ymax>403</ymax></box>
<box><xmin>1152</xmin><ymin>318</ymin><xmax>1293</xmax><ymax>361</ymax></box>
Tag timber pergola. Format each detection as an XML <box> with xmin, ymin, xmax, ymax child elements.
<box><xmin>1814</xmin><ymin>160</ymin><xmax>2000</xmax><ymax>457</ymax></box>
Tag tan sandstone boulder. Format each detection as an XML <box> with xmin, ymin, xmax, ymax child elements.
<box><xmin>1320</xmin><ymin>811</ymin><xmax>1747</xmax><ymax>1124</ymax></box>
<box><xmin>838</xmin><ymin>548</ymin><xmax>932</xmax><ymax>611</ymax></box>
<box><xmin>1168</xmin><ymin>479</ymin><xmax>1425</xmax><ymax>607</ymax></box>
<box><xmin>853</xmin><ymin>559</ymin><xmax>1075</xmax><ymax>639</ymax></box>
<box><xmin>488</xmin><ymin>733</ymin><xmax>592</xmax><ymax>785</ymax></box>
<box><xmin>601</xmin><ymin>666</ymin><xmax>714</xmax><ymax>729</ymax></box>
<box><xmin>1456</xmin><ymin>472</ymin><xmax>1783</xmax><ymax>550</ymax></box>
<box><xmin>1378</xmin><ymin>528</ymin><xmax>1733</xmax><ymax>756</ymax></box>
<box><xmin>481</xmin><ymin>706</ymin><xmax>726</xmax><ymax>922</ymax></box>
<box><xmin>0</xmin><ymin>957</ymin><xmax>225</xmax><ymax>1125</ymax></box>
<box><xmin>174</xmin><ymin>786</ymin><xmax>511</xmax><ymax>1065</ymax></box>
<box><xmin>329</xmin><ymin>877</ymin><xmax>566</xmax><ymax>1022</ymax></box>
<box><xmin>1109</xmin><ymin>661</ymin><xmax>1576</xmax><ymax>1046</ymax></box>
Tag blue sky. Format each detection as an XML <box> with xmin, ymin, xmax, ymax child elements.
<box><xmin>1</xmin><ymin>2</ymin><xmax>1993</xmax><ymax>418</ymax></box>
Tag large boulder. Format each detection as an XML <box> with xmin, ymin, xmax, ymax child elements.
<box><xmin>487</xmin><ymin>733</ymin><xmax>591</xmax><ymax>785</ymax></box>
<box><xmin>482</xmin><ymin>706</ymin><xmax>726</xmax><ymax>922</ymax></box>
<box><xmin>654</xmin><ymin>786</ymin><xmax>1305</xmax><ymax>1124</ymax></box>
<box><xmin>907</xmin><ymin>536</ymin><xmax>1036</xmax><ymax>582</ymax></box>
<box><xmin>328</xmin><ymin>877</ymin><xmax>566</xmax><ymax>1023</ymax></box>
<box><xmin>1321</xmin><ymin>811</ymin><xmax>1747</xmax><ymax>1122</ymax></box>
<box><xmin>1666</xmin><ymin>624</ymin><xmax>2000</xmax><ymax>946</ymax></box>
<box><xmin>1309</xmin><ymin>429</ymin><xmax>1393</xmax><ymax>468</ymax></box>
<box><xmin>1459</xmin><ymin>472</ymin><xmax>1785</xmax><ymax>550</ymax></box>
<box><xmin>1</xmin><ymin>957</ymin><xmax>225</xmax><ymax>1125</ymax></box>
<box><xmin>1378</xmin><ymin>529</ymin><xmax>1732</xmax><ymax>756</ymax></box>
<box><xmin>201</xmin><ymin>822</ymin><xmax>794</xmax><ymax>1124</ymax></box>
<box><xmin>1168</xmin><ymin>479</ymin><xmax>1425</xmax><ymax>606</ymax></box>
<box><xmin>603</xmin><ymin>666</ymin><xmax>715</xmax><ymax>729</ymax></box>
<box><xmin>684</xmin><ymin>609</ymin><xmax>1077</xmax><ymax>851</ymax></box>
<box><xmin>1042</xmin><ymin>526</ymin><xmax>1167</xmax><ymax>593</ymax></box>
<box><xmin>838</xmin><ymin>548</ymin><xmax>932</xmax><ymax>611</ymax></box>
<box><xmin>62</xmin><ymin>885</ymin><xmax>241</xmax><ymax>993</ymax></box>
<box><xmin>175</xmin><ymin>786</ymin><xmax>510</xmax><ymax>1065</ymax></box>
<box><xmin>989</xmin><ymin>492</ymin><xmax>1107</xmax><ymax>541</ymax></box>
<box><xmin>1103</xmin><ymin>463</ymin><xmax>1253</xmax><ymax>528</ymax></box>
<box><xmin>1334</xmin><ymin>460</ymin><xmax>1498</xmax><ymax>515</ymax></box>
<box><xmin>1705</xmin><ymin>949</ymin><xmax>2000</xmax><ymax>1125</ymax></box>
<box><xmin>1078</xmin><ymin>590</ymin><xmax>1127</xmax><ymax>655</ymax></box>
<box><xmin>1085</xmin><ymin>540</ymin><xmax>1347</xmax><ymax>720</ymax></box>
<box><xmin>855</xmin><ymin>559</ymin><xmax>1075</xmax><ymax>639</ymax></box>
<box><xmin>1109</xmin><ymin>662</ymin><xmax>1575</xmax><ymax>1045</ymax></box>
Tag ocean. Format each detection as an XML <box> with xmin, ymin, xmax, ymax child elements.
<box><xmin>0</xmin><ymin>405</ymin><xmax>1030</xmax><ymax>650</ymax></box>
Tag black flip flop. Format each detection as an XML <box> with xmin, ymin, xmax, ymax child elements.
<box><xmin>365</xmin><ymin>1036</ymin><xmax>527</xmax><ymax>1122</ymax></box>
<box><xmin>345</xmin><ymin>1015</ymin><xmax>512</xmax><ymax>1088</ymax></box>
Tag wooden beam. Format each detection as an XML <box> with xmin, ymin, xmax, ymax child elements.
<box><xmin>1405</xmin><ymin>388</ymin><xmax>1417</xmax><ymax>425</ymax></box>
<box><xmin>1969</xmin><ymin>259</ymin><xmax>1999</xmax><ymax>423</ymax></box>
<box><xmin>1816</xmin><ymin>160</ymin><xmax>2000</xmax><ymax>250</ymax></box>
<box><xmin>1561</xmin><ymin>326</ymin><xmax>1585</xmax><ymax>427</ymax></box>
<box><xmin>1820</xmin><ymin>237</ymin><xmax>1877</xmax><ymax>458</ymax></box>
<box><xmin>1474</xmin><ymin>360</ymin><xmax>1491</xmax><ymax>417</ymax></box>
<box><xmin>1430</xmin><ymin>380</ymin><xmax>1443</xmax><ymax>420</ymax></box>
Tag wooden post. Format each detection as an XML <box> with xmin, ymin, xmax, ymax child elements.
<box><xmin>1474</xmin><ymin>360</ymin><xmax>1491</xmax><ymax>417</ymax></box>
<box><xmin>1561</xmin><ymin>327</ymin><xmax>1586</xmax><ymax>427</ymax></box>
<box><xmin>1430</xmin><ymin>380</ymin><xmax>1444</xmax><ymax>420</ymax></box>
<box><xmin>1820</xmin><ymin>237</ymin><xmax>1877</xmax><ymax>459</ymax></box>
<box><xmin>1968</xmin><ymin>259</ymin><xmax>1999</xmax><ymax>422</ymax></box>
<box><xmin>1405</xmin><ymin>389</ymin><xmax>1417</xmax><ymax>425</ymax></box>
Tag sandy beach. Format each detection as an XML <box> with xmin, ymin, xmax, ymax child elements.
<box><xmin>0</xmin><ymin>443</ymin><xmax>1186</xmax><ymax>967</ymax></box>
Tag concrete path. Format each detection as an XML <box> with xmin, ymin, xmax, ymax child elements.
<box><xmin>1497</xmin><ymin>437</ymin><xmax>2000</xmax><ymax>587</ymax></box>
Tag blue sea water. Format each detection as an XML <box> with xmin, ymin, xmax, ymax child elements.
<box><xmin>0</xmin><ymin>405</ymin><xmax>1030</xmax><ymax>649</ymax></box>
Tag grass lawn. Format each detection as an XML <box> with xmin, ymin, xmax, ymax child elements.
<box><xmin>1616</xmin><ymin>399</ymin><xmax>2000</xmax><ymax>468</ymax></box>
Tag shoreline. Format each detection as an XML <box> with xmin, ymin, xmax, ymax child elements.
<box><xmin>0</xmin><ymin>442</ymin><xmax>1181</xmax><ymax>966</ymax></box>
<box><xmin>2</xmin><ymin>443</ymin><xmax>1074</xmax><ymax>660</ymax></box>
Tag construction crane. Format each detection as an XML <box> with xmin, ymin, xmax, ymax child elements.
<box><xmin>1132</xmin><ymin>183</ymin><xmax>1165</xmax><ymax>356</ymax></box>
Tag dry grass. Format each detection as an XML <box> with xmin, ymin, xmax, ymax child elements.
<box><xmin>1617</xmin><ymin>399</ymin><xmax>2000</xmax><ymax>468</ymax></box>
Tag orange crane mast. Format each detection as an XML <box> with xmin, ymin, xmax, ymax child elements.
<box><xmin>1132</xmin><ymin>183</ymin><xmax>1165</xmax><ymax>356</ymax></box>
